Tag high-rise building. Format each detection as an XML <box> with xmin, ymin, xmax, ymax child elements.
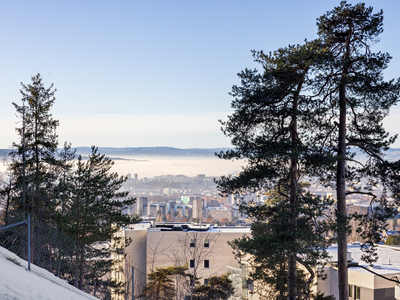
<box><xmin>192</xmin><ymin>199</ymin><xmax>204</xmax><ymax>220</ymax></box>
<box><xmin>228</xmin><ymin>194</ymin><xmax>235</xmax><ymax>205</ymax></box>
<box><xmin>136</xmin><ymin>197</ymin><xmax>148</xmax><ymax>216</ymax></box>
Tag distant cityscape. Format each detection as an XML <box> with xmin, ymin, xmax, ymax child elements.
<box><xmin>118</xmin><ymin>171</ymin><xmax>388</xmax><ymax>226</ymax></box>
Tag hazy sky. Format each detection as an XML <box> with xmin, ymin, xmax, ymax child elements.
<box><xmin>1</xmin><ymin>0</ymin><xmax>400</xmax><ymax>149</ymax></box>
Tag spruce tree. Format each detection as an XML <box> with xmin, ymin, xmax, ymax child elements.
<box><xmin>10</xmin><ymin>73</ymin><xmax>59</xmax><ymax>222</ymax></box>
<box><xmin>55</xmin><ymin>142</ymin><xmax>76</xmax><ymax>231</ymax></box>
<box><xmin>62</xmin><ymin>146</ymin><xmax>140</xmax><ymax>291</ymax></box>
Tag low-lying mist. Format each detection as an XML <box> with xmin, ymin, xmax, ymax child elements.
<box><xmin>110</xmin><ymin>156</ymin><xmax>244</xmax><ymax>178</ymax></box>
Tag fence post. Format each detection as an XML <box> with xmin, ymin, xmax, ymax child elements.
<box><xmin>132</xmin><ymin>266</ymin><xmax>135</xmax><ymax>300</ymax></box>
<box><xmin>28</xmin><ymin>214</ymin><xmax>31</xmax><ymax>271</ymax></box>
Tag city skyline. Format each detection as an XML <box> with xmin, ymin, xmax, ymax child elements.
<box><xmin>1</xmin><ymin>0</ymin><xmax>400</xmax><ymax>149</ymax></box>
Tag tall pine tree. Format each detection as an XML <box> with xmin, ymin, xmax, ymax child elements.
<box><xmin>315</xmin><ymin>3</ymin><xmax>400</xmax><ymax>299</ymax></box>
<box><xmin>217</xmin><ymin>41</ymin><xmax>334</xmax><ymax>300</ymax></box>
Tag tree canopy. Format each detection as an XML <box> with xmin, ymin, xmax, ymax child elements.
<box><xmin>1</xmin><ymin>74</ymin><xmax>140</xmax><ymax>298</ymax></box>
<box><xmin>218</xmin><ymin>2</ymin><xmax>400</xmax><ymax>300</ymax></box>
<box><xmin>315</xmin><ymin>2</ymin><xmax>400</xmax><ymax>299</ymax></box>
<box><xmin>217</xmin><ymin>41</ymin><xmax>334</xmax><ymax>300</ymax></box>
<box><xmin>9</xmin><ymin>73</ymin><xmax>59</xmax><ymax>222</ymax></box>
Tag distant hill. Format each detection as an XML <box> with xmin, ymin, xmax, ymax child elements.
<box><xmin>0</xmin><ymin>147</ymin><xmax>231</xmax><ymax>158</ymax></box>
<box><xmin>2</xmin><ymin>147</ymin><xmax>400</xmax><ymax>160</ymax></box>
<box><xmin>74</xmin><ymin>147</ymin><xmax>230</xmax><ymax>157</ymax></box>
<box><xmin>0</xmin><ymin>149</ymin><xmax>10</xmax><ymax>157</ymax></box>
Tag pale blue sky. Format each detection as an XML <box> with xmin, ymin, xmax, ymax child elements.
<box><xmin>1</xmin><ymin>0</ymin><xmax>399</xmax><ymax>148</ymax></box>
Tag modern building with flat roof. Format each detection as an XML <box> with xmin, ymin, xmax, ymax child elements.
<box><xmin>116</xmin><ymin>223</ymin><xmax>251</xmax><ymax>299</ymax></box>
<box><xmin>318</xmin><ymin>244</ymin><xmax>400</xmax><ymax>300</ymax></box>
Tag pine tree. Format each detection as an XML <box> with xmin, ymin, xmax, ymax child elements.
<box><xmin>193</xmin><ymin>274</ymin><xmax>234</xmax><ymax>300</ymax></box>
<box><xmin>217</xmin><ymin>41</ymin><xmax>333</xmax><ymax>300</ymax></box>
<box><xmin>315</xmin><ymin>3</ymin><xmax>400</xmax><ymax>299</ymax></box>
<box><xmin>140</xmin><ymin>266</ymin><xmax>188</xmax><ymax>300</ymax></box>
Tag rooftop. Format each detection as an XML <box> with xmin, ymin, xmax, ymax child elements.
<box><xmin>327</xmin><ymin>244</ymin><xmax>400</xmax><ymax>276</ymax></box>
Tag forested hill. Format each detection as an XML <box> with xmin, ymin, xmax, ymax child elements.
<box><xmin>2</xmin><ymin>147</ymin><xmax>400</xmax><ymax>159</ymax></box>
<box><xmin>0</xmin><ymin>147</ymin><xmax>231</xmax><ymax>158</ymax></box>
<box><xmin>74</xmin><ymin>147</ymin><xmax>231</xmax><ymax>157</ymax></box>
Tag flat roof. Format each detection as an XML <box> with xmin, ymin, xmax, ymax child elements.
<box><xmin>327</xmin><ymin>244</ymin><xmax>400</xmax><ymax>275</ymax></box>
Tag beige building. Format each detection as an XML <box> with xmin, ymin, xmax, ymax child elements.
<box><xmin>118</xmin><ymin>223</ymin><xmax>251</xmax><ymax>299</ymax></box>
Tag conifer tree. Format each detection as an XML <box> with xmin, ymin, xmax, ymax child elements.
<box><xmin>140</xmin><ymin>266</ymin><xmax>188</xmax><ymax>300</ymax></box>
<box><xmin>315</xmin><ymin>3</ymin><xmax>400</xmax><ymax>299</ymax></box>
<box><xmin>55</xmin><ymin>142</ymin><xmax>76</xmax><ymax>231</ymax></box>
<box><xmin>219</xmin><ymin>3</ymin><xmax>400</xmax><ymax>300</ymax></box>
<box><xmin>193</xmin><ymin>274</ymin><xmax>234</xmax><ymax>300</ymax></box>
<box><xmin>217</xmin><ymin>41</ymin><xmax>333</xmax><ymax>300</ymax></box>
<box><xmin>62</xmin><ymin>146</ymin><xmax>140</xmax><ymax>290</ymax></box>
<box><xmin>10</xmin><ymin>73</ymin><xmax>59</xmax><ymax>222</ymax></box>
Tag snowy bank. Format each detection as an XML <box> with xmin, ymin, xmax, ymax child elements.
<box><xmin>0</xmin><ymin>246</ymin><xmax>99</xmax><ymax>300</ymax></box>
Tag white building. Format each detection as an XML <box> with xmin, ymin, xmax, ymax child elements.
<box><xmin>318</xmin><ymin>244</ymin><xmax>400</xmax><ymax>300</ymax></box>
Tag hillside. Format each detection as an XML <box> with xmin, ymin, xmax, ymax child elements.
<box><xmin>0</xmin><ymin>246</ymin><xmax>98</xmax><ymax>300</ymax></box>
<box><xmin>73</xmin><ymin>146</ymin><xmax>229</xmax><ymax>157</ymax></box>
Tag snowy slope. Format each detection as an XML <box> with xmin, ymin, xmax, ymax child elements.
<box><xmin>0</xmin><ymin>246</ymin><xmax>99</xmax><ymax>300</ymax></box>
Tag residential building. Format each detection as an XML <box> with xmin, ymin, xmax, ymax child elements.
<box><xmin>117</xmin><ymin>223</ymin><xmax>251</xmax><ymax>299</ymax></box>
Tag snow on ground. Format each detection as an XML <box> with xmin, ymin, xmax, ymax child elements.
<box><xmin>0</xmin><ymin>246</ymin><xmax>99</xmax><ymax>300</ymax></box>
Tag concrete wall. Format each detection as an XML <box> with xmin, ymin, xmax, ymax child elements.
<box><xmin>124</xmin><ymin>228</ymin><xmax>148</xmax><ymax>297</ymax></box>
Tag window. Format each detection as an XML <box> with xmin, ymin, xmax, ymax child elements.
<box><xmin>189</xmin><ymin>238</ymin><xmax>196</xmax><ymax>248</ymax></box>
<box><xmin>349</xmin><ymin>285</ymin><xmax>360</xmax><ymax>300</ymax></box>
<box><xmin>204</xmin><ymin>278</ymin><xmax>209</xmax><ymax>285</ymax></box>
<box><xmin>204</xmin><ymin>239</ymin><xmax>210</xmax><ymax>248</ymax></box>
<box><xmin>204</xmin><ymin>260</ymin><xmax>209</xmax><ymax>268</ymax></box>
<box><xmin>348</xmin><ymin>285</ymin><xmax>353</xmax><ymax>298</ymax></box>
<box><xmin>355</xmin><ymin>286</ymin><xmax>360</xmax><ymax>300</ymax></box>
<box><xmin>190</xmin><ymin>259</ymin><xmax>195</xmax><ymax>268</ymax></box>
<box><xmin>190</xmin><ymin>277</ymin><xmax>195</xmax><ymax>286</ymax></box>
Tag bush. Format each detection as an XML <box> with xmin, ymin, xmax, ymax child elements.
<box><xmin>385</xmin><ymin>235</ymin><xmax>400</xmax><ymax>245</ymax></box>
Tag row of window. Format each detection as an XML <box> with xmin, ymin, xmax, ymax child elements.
<box><xmin>189</xmin><ymin>259</ymin><xmax>209</xmax><ymax>268</ymax></box>
<box><xmin>189</xmin><ymin>238</ymin><xmax>209</xmax><ymax>248</ymax></box>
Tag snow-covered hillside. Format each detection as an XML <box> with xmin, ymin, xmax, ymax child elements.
<box><xmin>0</xmin><ymin>246</ymin><xmax>99</xmax><ymax>300</ymax></box>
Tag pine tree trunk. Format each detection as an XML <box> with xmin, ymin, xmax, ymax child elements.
<box><xmin>337</xmin><ymin>81</ymin><xmax>348</xmax><ymax>300</ymax></box>
<box><xmin>288</xmin><ymin>154</ymin><xmax>298</xmax><ymax>300</ymax></box>
<box><xmin>337</xmin><ymin>30</ymin><xmax>351</xmax><ymax>300</ymax></box>
<box><xmin>287</xmin><ymin>85</ymin><xmax>301</xmax><ymax>300</ymax></box>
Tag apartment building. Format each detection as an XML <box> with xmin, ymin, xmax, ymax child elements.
<box><xmin>118</xmin><ymin>223</ymin><xmax>251</xmax><ymax>299</ymax></box>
